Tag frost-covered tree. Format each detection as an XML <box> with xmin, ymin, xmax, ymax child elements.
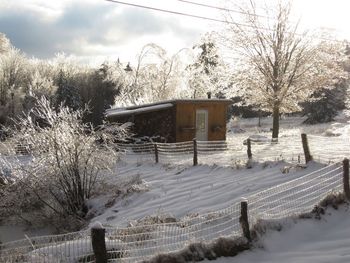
<box><xmin>222</xmin><ymin>0</ymin><xmax>347</xmax><ymax>139</ymax></box>
<box><xmin>302</xmin><ymin>46</ymin><xmax>350</xmax><ymax>123</ymax></box>
<box><xmin>28</xmin><ymin>70</ymin><xmax>56</xmax><ymax>98</ymax></box>
<box><xmin>151</xmin><ymin>48</ymin><xmax>184</xmax><ymax>102</ymax></box>
<box><xmin>0</xmin><ymin>47</ymin><xmax>30</xmax><ymax>105</ymax></box>
<box><xmin>0</xmin><ymin>46</ymin><xmax>30</xmax><ymax>123</ymax></box>
<box><xmin>0</xmin><ymin>33</ymin><xmax>10</xmax><ymax>54</ymax></box>
<box><xmin>186</xmin><ymin>34</ymin><xmax>229</xmax><ymax>98</ymax></box>
<box><xmin>0</xmin><ymin>97</ymin><xmax>128</xmax><ymax>228</ymax></box>
<box><xmin>114</xmin><ymin>44</ymin><xmax>184</xmax><ymax>106</ymax></box>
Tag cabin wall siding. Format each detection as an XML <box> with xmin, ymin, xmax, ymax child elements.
<box><xmin>107</xmin><ymin>100</ymin><xmax>230</xmax><ymax>143</ymax></box>
<box><xmin>175</xmin><ymin>102</ymin><xmax>227</xmax><ymax>142</ymax></box>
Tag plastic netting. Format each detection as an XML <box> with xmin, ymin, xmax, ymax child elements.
<box><xmin>0</xmin><ymin>162</ymin><xmax>344</xmax><ymax>262</ymax></box>
<box><xmin>105</xmin><ymin>204</ymin><xmax>241</xmax><ymax>262</ymax></box>
<box><xmin>0</xmin><ymin>206</ymin><xmax>241</xmax><ymax>263</ymax></box>
<box><xmin>0</xmin><ymin>142</ymin><xmax>31</xmax><ymax>156</ymax></box>
<box><xmin>308</xmin><ymin>135</ymin><xmax>350</xmax><ymax>163</ymax></box>
<box><xmin>0</xmin><ymin>230</ymin><xmax>91</xmax><ymax>263</ymax></box>
<box><xmin>118</xmin><ymin>143</ymin><xmax>155</xmax><ymax>164</ymax></box>
<box><xmin>248</xmin><ymin>162</ymin><xmax>343</xmax><ymax>224</ymax></box>
<box><xmin>117</xmin><ymin>137</ymin><xmax>305</xmax><ymax>166</ymax></box>
<box><xmin>246</xmin><ymin>136</ymin><xmax>305</xmax><ymax>164</ymax></box>
<box><xmin>157</xmin><ymin>141</ymin><xmax>194</xmax><ymax>166</ymax></box>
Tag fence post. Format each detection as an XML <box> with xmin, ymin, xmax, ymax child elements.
<box><xmin>301</xmin><ymin>133</ymin><xmax>312</xmax><ymax>163</ymax></box>
<box><xmin>193</xmin><ymin>139</ymin><xmax>198</xmax><ymax>166</ymax></box>
<box><xmin>246</xmin><ymin>138</ymin><xmax>252</xmax><ymax>160</ymax></box>
<box><xmin>239</xmin><ymin>200</ymin><xmax>251</xmax><ymax>242</ymax></box>
<box><xmin>343</xmin><ymin>158</ymin><xmax>350</xmax><ymax>200</ymax></box>
<box><xmin>91</xmin><ymin>224</ymin><xmax>107</xmax><ymax>263</ymax></box>
<box><xmin>154</xmin><ymin>143</ymin><xmax>159</xmax><ymax>164</ymax></box>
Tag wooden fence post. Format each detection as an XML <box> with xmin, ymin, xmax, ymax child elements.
<box><xmin>301</xmin><ymin>133</ymin><xmax>313</xmax><ymax>163</ymax></box>
<box><xmin>246</xmin><ymin>138</ymin><xmax>252</xmax><ymax>160</ymax></box>
<box><xmin>343</xmin><ymin>158</ymin><xmax>350</xmax><ymax>200</ymax></box>
<box><xmin>91</xmin><ymin>224</ymin><xmax>107</xmax><ymax>263</ymax></box>
<box><xmin>240</xmin><ymin>200</ymin><xmax>251</xmax><ymax>242</ymax></box>
<box><xmin>154</xmin><ymin>143</ymin><xmax>159</xmax><ymax>164</ymax></box>
<box><xmin>193</xmin><ymin>139</ymin><xmax>198</xmax><ymax>166</ymax></box>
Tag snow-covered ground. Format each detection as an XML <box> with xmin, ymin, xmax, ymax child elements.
<box><xmin>88</xmin><ymin>161</ymin><xmax>325</xmax><ymax>228</ymax></box>
<box><xmin>1</xmin><ymin>115</ymin><xmax>350</xmax><ymax>262</ymax></box>
<box><xmin>204</xmin><ymin>206</ymin><xmax>350</xmax><ymax>263</ymax></box>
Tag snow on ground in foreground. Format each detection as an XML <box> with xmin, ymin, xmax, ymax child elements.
<box><xmin>204</xmin><ymin>206</ymin><xmax>350</xmax><ymax>263</ymax></box>
<box><xmin>1</xmin><ymin>115</ymin><xmax>349</xmax><ymax>250</ymax></box>
<box><xmin>89</xmin><ymin>161</ymin><xmax>324</xmax><ymax>228</ymax></box>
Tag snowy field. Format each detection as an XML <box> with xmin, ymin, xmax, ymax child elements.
<box><xmin>87</xmin><ymin>116</ymin><xmax>350</xmax><ymax>228</ymax></box>
<box><xmin>89</xmin><ymin>161</ymin><xmax>325</xmax><ymax>228</ymax></box>
<box><xmin>1</xmin><ymin>115</ymin><xmax>350</xmax><ymax>262</ymax></box>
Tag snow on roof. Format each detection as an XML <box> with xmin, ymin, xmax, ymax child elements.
<box><xmin>130</xmin><ymin>99</ymin><xmax>232</xmax><ymax>109</ymax></box>
<box><xmin>106</xmin><ymin>103</ymin><xmax>173</xmax><ymax>118</ymax></box>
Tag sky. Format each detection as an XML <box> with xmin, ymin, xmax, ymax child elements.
<box><xmin>0</xmin><ymin>0</ymin><xmax>350</xmax><ymax>65</ymax></box>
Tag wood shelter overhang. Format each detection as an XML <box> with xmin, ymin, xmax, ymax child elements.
<box><xmin>105</xmin><ymin>103</ymin><xmax>174</xmax><ymax>118</ymax></box>
<box><xmin>105</xmin><ymin>99</ymin><xmax>233</xmax><ymax>118</ymax></box>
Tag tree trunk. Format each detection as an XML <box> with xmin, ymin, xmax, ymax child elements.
<box><xmin>272</xmin><ymin>104</ymin><xmax>279</xmax><ymax>140</ymax></box>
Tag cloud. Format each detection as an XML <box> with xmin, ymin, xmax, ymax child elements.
<box><xmin>0</xmin><ymin>0</ymin><xmax>204</xmax><ymax>61</ymax></box>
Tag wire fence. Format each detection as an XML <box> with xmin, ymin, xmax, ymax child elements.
<box><xmin>5</xmin><ymin>134</ymin><xmax>346</xmax><ymax>166</ymax></box>
<box><xmin>3</xmin><ymin>133</ymin><xmax>349</xmax><ymax>166</ymax></box>
<box><xmin>0</xmin><ymin>230</ymin><xmax>92</xmax><ymax>263</ymax></box>
<box><xmin>118</xmin><ymin>136</ymin><xmax>306</xmax><ymax>166</ymax></box>
<box><xmin>248</xmin><ymin>162</ymin><xmax>343</xmax><ymax>223</ymax></box>
<box><xmin>308</xmin><ymin>135</ymin><xmax>350</xmax><ymax>163</ymax></box>
<box><xmin>0</xmin><ymin>160</ymin><xmax>344</xmax><ymax>262</ymax></box>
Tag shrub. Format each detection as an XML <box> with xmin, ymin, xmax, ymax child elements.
<box><xmin>0</xmin><ymin>97</ymin><xmax>128</xmax><ymax>229</ymax></box>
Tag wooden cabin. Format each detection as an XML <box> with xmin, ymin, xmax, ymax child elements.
<box><xmin>105</xmin><ymin>99</ymin><xmax>232</xmax><ymax>143</ymax></box>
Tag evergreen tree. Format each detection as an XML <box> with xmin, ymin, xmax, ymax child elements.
<box><xmin>54</xmin><ymin>70</ymin><xmax>81</xmax><ymax>111</ymax></box>
<box><xmin>79</xmin><ymin>63</ymin><xmax>121</xmax><ymax>126</ymax></box>
<box><xmin>303</xmin><ymin>83</ymin><xmax>347</xmax><ymax>124</ymax></box>
<box><xmin>186</xmin><ymin>35</ymin><xmax>228</xmax><ymax>98</ymax></box>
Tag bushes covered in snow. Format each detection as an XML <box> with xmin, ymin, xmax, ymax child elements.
<box><xmin>0</xmin><ymin>97</ymin><xmax>128</xmax><ymax>230</ymax></box>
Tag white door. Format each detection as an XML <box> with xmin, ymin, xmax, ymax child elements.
<box><xmin>196</xmin><ymin>109</ymin><xmax>208</xmax><ymax>141</ymax></box>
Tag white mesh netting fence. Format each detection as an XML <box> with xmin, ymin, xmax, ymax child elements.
<box><xmin>0</xmin><ymin>162</ymin><xmax>343</xmax><ymax>262</ymax></box>
<box><xmin>247</xmin><ymin>162</ymin><xmax>343</xmax><ymax>224</ymax></box>
<box><xmin>117</xmin><ymin>136</ymin><xmax>305</xmax><ymax>166</ymax></box>
<box><xmin>3</xmin><ymin>134</ymin><xmax>347</xmax><ymax>166</ymax></box>
<box><xmin>0</xmin><ymin>230</ymin><xmax>92</xmax><ymax>262</ymax></box>
<box><xmin>308</xmin><ymin>135</ymin><xmax>350</xmax><ymax>163</ymax></box>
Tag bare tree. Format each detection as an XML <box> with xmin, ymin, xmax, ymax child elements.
<box><xmin>222</xmin><ymin>0</ymin><xmax>347</xmax><ymax>139</ymax></box>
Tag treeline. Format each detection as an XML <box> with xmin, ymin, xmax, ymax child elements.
<box><xmin>0</xmin><ymin>34</ymin><xmax>230</xmax><ymax>129</ymax></box>
<box><xmin>0</xmin><ymin>32</ymin><xmax>350</xmax><ymax>131</ymax></box>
